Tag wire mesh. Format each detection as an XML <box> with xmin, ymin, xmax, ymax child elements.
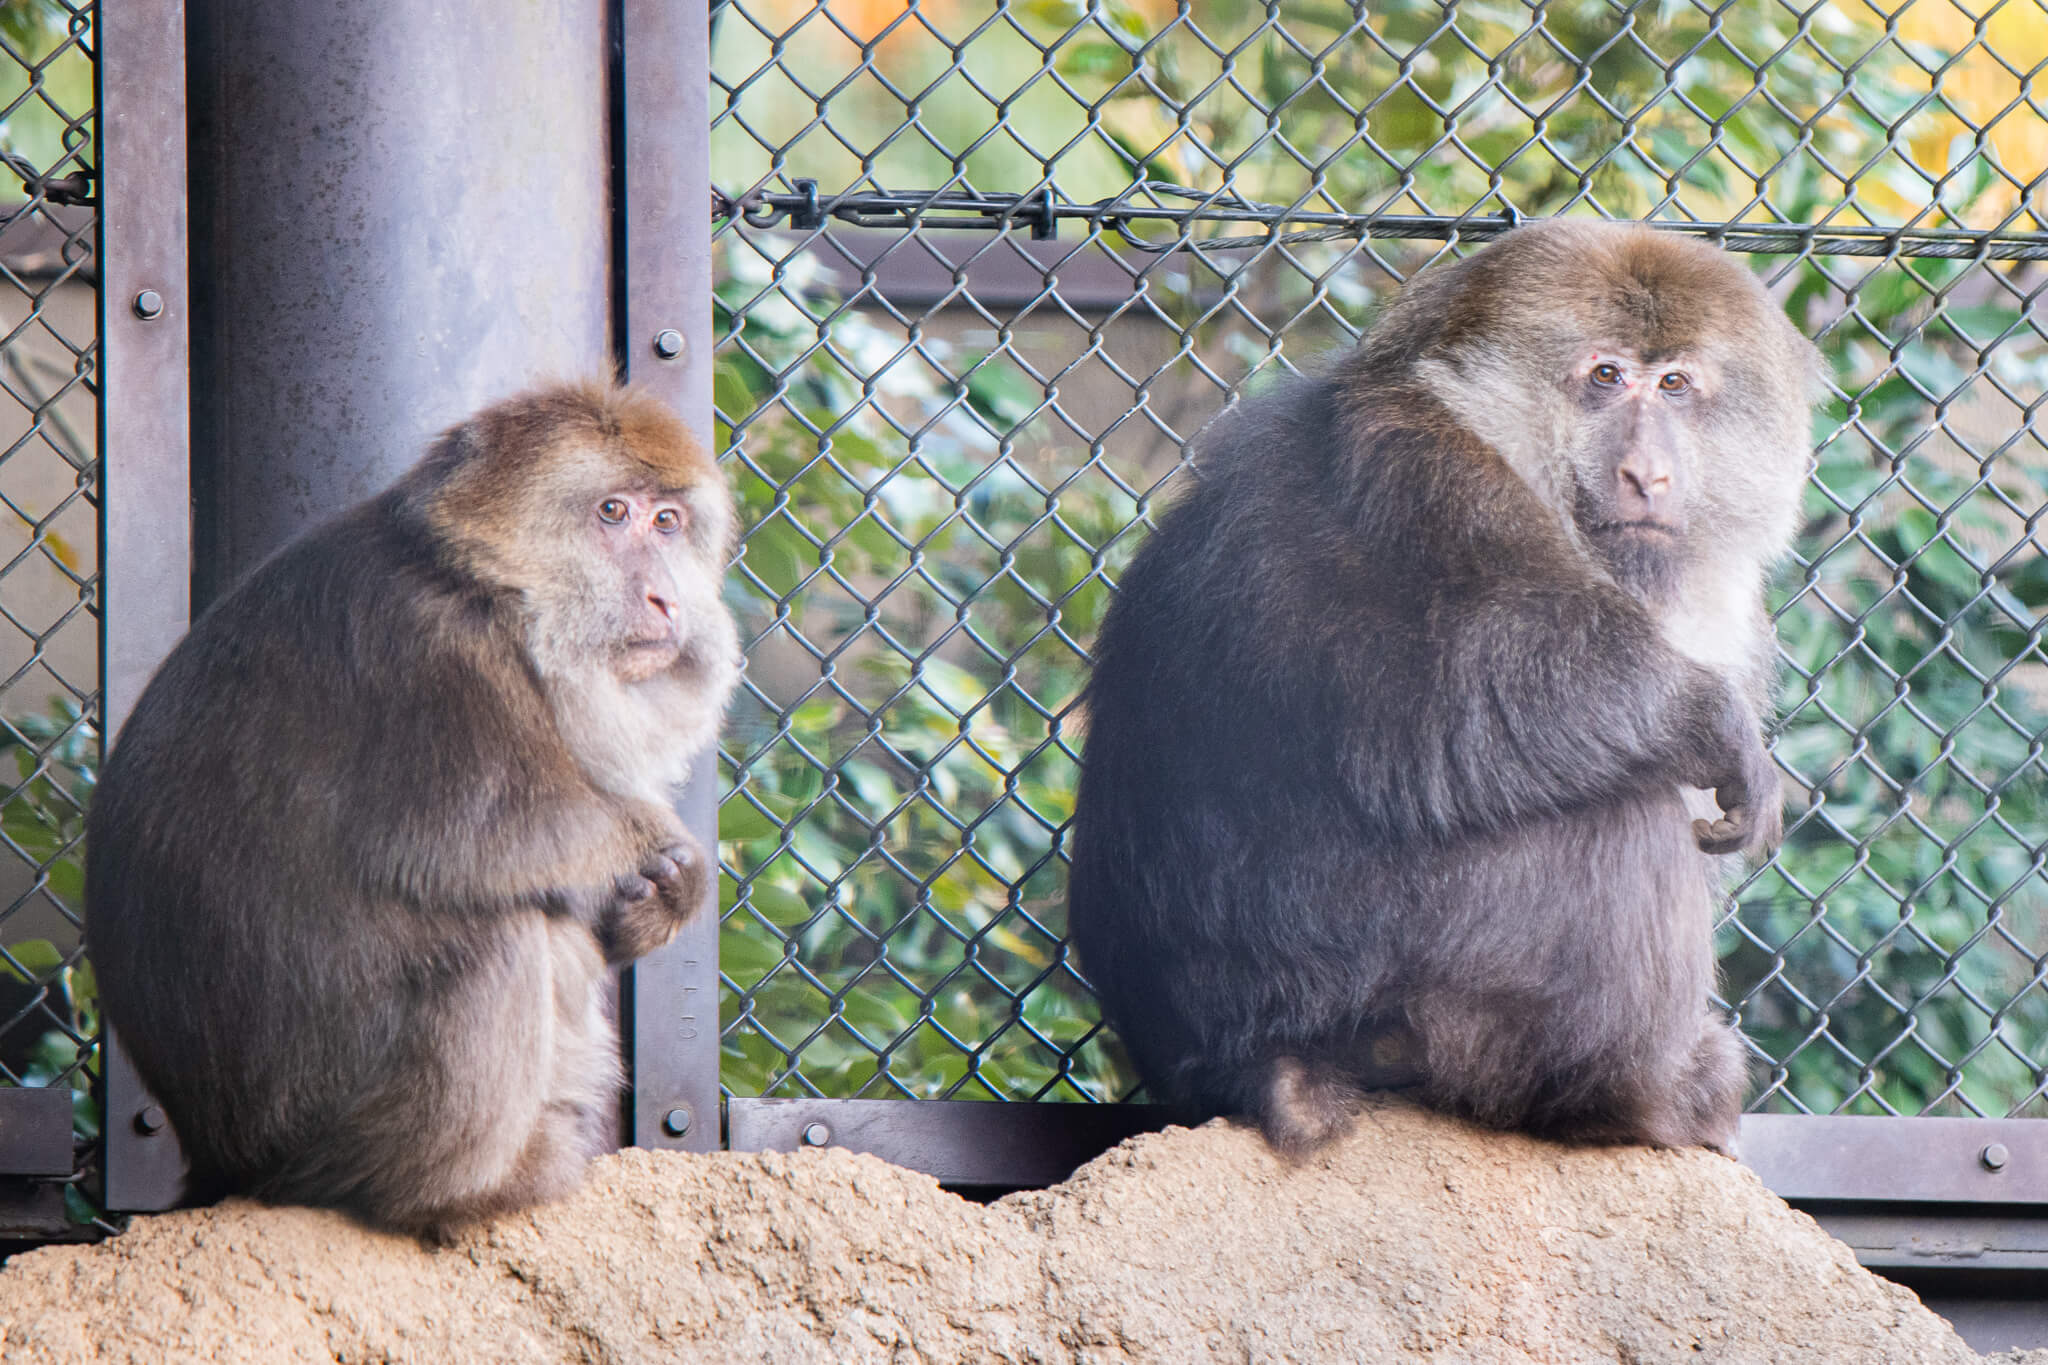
<box><xmin>0</xmin><ymin>0</ymin><xmax>100</xmax><ymax>1218</ymax></box>
<box><xmin>710</xmin><ymin>0</ymin><xmax>2048</xmax><ymax>1120</ymax></box>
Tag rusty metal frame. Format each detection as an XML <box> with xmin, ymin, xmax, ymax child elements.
<box><xmin>94</xmin><ymin>0</ymin><xmax>192</xmax><ymax>1214</ymax></box>
<box><xmin>616</xmin><ymin>0</ymin><xmax>722</xmax><ymax>1156</ymax></box>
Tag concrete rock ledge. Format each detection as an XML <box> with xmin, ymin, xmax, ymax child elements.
<box><xmin>0</xmin><ymin>1099</ymin><xmax>1990</xmax><ymax>1363</ymax></box>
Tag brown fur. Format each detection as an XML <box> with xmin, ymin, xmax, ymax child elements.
<box><xmin>86</xmin><ymin>382</ymin><xmax>739</xmax><ymax>1236</ymax></box>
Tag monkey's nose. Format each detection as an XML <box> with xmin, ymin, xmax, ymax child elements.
<box><xmin>1618</xmin><ymin>463</ymin><xmax>1672</xmax><ymax>498</ymax></box>
<box><xmin>1615</xmin><ymin>451</ymin><xmax>1675</xmax><ymax>520</ymax></box>
<box><xmin>646</xmin><ymin>590</ymin><xmax>677</xmax><ymax>621</ymax></box>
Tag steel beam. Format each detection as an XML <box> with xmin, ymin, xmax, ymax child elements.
<box><xmin>96</xmin><ymin>0</ymin><xmax>192</xmax><ymax>1214</ymax></box>
<box><xmin>616</xmin><ymin>0</ymin><xmax>722</xmax><ymax>1156</ymax></box>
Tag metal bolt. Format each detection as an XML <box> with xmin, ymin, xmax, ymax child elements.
<box><xmin>662</xmin><ymin>1107</ymin><xmax>692</xmax><ymax>1138</ymax></box>
<box><xmin>134</xmin><ymin>1105</ymin><xmax>166</xmax><ymax>1136</ymax></box>
<box><xmin>801</xmin><ymin>1121</ymin><xmax>831</xmax><ymax>1147</ymax></box>
<box><xmin>1981</xmin><ymin>1143</ymin><xmax>2009</xmax><ymax>1172</ymax></box>
<box><xmin>652</xmin><ymin>328</ymin><xmax>684</xmax><ymax>360</ymax></box>
<box><xmin>132</xmin><ymin>289</ymin><xmax>164</xmax><ymax>321</ymax></box>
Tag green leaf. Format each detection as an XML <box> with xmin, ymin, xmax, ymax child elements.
<box><xmin>719</xmin><ymin>801</ymin><xmax>783</xmax><ymax>845</ymax></box>
<box><xmin>0</xmin><ymin>938</ymin><xmax>61</xmax><ymax>981</ymax></box>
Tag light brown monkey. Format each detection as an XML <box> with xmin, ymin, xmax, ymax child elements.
<box><xmin>86</xmin><ymin>382</ymin><xmax>738</xmax><ymax>1235</ymax></box>
<box><xmin>1071</xmin><ymin>220</ymin><xmax>1822</xmax><ymax>1157</ymax></box>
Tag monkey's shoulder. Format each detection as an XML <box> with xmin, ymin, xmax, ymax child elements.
<box><xmin>116</xmin><ymin>499</ymin><xmax>550</xmax><ymax>781</ymax></box>
<box><xmin>1140</xmin><ymin>384</ymin><xmax>1565</xmax><ymax>635</ymax></box>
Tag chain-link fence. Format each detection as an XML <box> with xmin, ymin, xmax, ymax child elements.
<box><xmin>709</xmin><ymin>0</ymin><xmax>2048</xmax><ymax>1123</ymax></box>
<box><xmin>0</xmin><ymin>0</ymin><xmax>101</xmax><ymax>1225</ymax></box>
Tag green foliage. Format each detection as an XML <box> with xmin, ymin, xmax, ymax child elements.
<box><xmin>714</xmin><ymin>0</ymin><xmax>2048</xmax><ymax>1115</ymax></box>
<box><xmin>0</xmin><ymin>0</ymin><xmax>93</xmax><ymax>189</ymax></box>
<box><xmin>0</xmin><ymin>698</ymin><xmax>98</xmax><ymax>1220</ymax></box>
<box><xmin>716</xmin><ymin>245</ymin><xmax>1137</xmax><ymax>1100</ymax></box>
<box><xmin>1727</xmin><ymin>235</ymin><xmax>2048</xmax><ymax>1114</ymax></box>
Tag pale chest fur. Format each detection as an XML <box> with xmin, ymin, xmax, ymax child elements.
<box><xmin>1660</xmin><ymin>562</ymin><xmax>1773</xmax><ymax>702</ymax></box>
<box><xmin>548</xmin><ymin>668</ymin><xmax>717</xmax><ymax>808</ymax></box>
<box><xmin>1660</xmin><ymin>562</ymin><xmax>1776</xmax><ymax>830</ymax></box>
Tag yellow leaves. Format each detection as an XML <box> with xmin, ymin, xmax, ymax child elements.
<box><xmin>1872</xmin><ymin>0</ymin><xmax>2047</xmax><ymax>228</ymax></box>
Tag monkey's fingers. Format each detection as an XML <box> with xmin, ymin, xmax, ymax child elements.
<box><xmin>1692</xmin><ymin>814</ymin><xmax>1750</xmax><ymax>856</ymax></box>
<box><xmin>639</xmin><ymin>842</ymin><xmax>698</xmax><ymax>889</ymax></box>
<box><xmin>1750</xmin><ymin>796</ymin><xmax>1785</xmax><ymax>855</ymax></box>
<box><xmin>612</xmin><ymin>872</ymin><xmax>657</xmax><ymax>903</ymax></box>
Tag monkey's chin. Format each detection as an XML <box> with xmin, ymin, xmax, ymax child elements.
<box><xmin>1590</xmin><ymin>523</ymin><xmax>1683</xmax><ymax>600</ymax></box>
<box><xmin>614</xmin><ymin>639</ymin><xmax>683</xmax><ymax>683</ymax></box>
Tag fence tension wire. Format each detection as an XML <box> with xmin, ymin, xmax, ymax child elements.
<box><xmin>712</xmin><ymin>179</ymin><xmax>2048</xmax><ymax>261</ymax></box>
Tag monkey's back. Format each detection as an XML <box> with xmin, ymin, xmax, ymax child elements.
<box><xmin>85</xmin><ymin>495</ymin><xmax>605</xmax><ymax>1210</ymax></box>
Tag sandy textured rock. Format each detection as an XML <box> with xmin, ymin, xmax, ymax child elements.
<box><xmin>0</xmin><ymin>1099</ymin><xmax>1982</xmax><ymax>1363</ymax></box>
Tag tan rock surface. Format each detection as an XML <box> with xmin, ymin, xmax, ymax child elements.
<box><xmin>0</xmin><ymin>1099</ymin><xmax>1982</xmax><ymax>1363</ymax></box>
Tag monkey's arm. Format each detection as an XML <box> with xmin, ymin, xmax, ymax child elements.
<box><xmin>349</xmin><ymin>727</ymin><xmax>690</xmax><ymax>923</ymax></box>
<box><xmin>316</xmin><ymin>578</ymin><xmax>693</xmax><ymax>920</ymax></box>
<box><xmin>1345</xmin><ymin>578</ymin><xmax>1775</xmax><ymax>849</ymax></box>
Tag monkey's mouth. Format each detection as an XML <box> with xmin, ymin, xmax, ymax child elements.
<box><xmin>613</xmin><ymin>634</ymin><xmax>684</xmax><ymax>683</ymax></box>
<box><xmin>1589</xmin><ymin>519</ymin><xmax>1682</xmax><ymax>540</ymax></box>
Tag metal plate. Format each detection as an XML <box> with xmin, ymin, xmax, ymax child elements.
<box><xmin>1741</xmin><ymin>1114</ymin><xmax>2048</xmax><ymax>1205</ymax></box>
<box><xmin>618</xmin><ymin>0</ymin><xmax>723</xmax><ymax>1157</ymax></box>
<box><xmin>730</xmin><ymin>1100</ymin><xmax>2048</xmax><ymax>1209</ymax></box>
<box><xmin>96</xmin><ymin>0</ymin><xmax>191</xmax><ymax>1215</ymax></box>
<box><xmin>728</xmin><ymin>1098</ymin><xmax>1183</xmax><ymax>1188</ymax></box>
<box><xmin>0</xmin><ymin>1086</ymin><xmax>73</xmax><ymax>1176</ymax></box>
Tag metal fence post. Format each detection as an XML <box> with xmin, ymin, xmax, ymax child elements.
<box><xmin>97</xmin><ymin>0</ymin><xmax>193</xmax><ymax>1216</ymax></box>
<box><xmin>617</xmin><ymin>0</ymin><xmax>724</xmax><ymax>1155</ymax></box>
<box><xmin>183</xmin><ymin>0</ymin><xmax>613</xmax><ymax>592</ymax></box>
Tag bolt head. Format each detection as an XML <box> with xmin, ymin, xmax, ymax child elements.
<box><xmin>1982</xmin><ymin>1143</ymin><xmax>2010</xmax><ymax>1172</ymax></box>
<box><xmin>652</xmin><ymin>328</ymin><xmax>684</xmax><ymax>360</ymax></box>
<box><xmin>134</xmin><ymin>1105</ymin><xmax>166</xmax><ymax>1136</ymax></box>
<box><xmin>661</xmin><ymin>1107</ymin><xmax>692</xmax><ymax>1137</ymax></box>
<box><xmin>132</xmin><ymin>289</ymin><xmax>164</xmax><ymax>321</ymax></box>
<box><xmin>801</xmin><ymin>1121</ymin><xmax>831</xmax><ymax>1148</ymax></box>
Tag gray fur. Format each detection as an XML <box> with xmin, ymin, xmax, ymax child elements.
<box><xmin>1069</xmin><ymin>221</ymin><xmax>1822</xmax><ymax>1156</ymax></box>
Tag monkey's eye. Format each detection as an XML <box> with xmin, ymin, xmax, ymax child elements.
<box><xmin>652</xmin><ymin>507</ymin><xmax>684</xmax><ymax>534</ymax></box>
<box><xmin>1658</xmin><ymin>371</ymin><xmax>1691</xmax><ymax>394</ymax></box>
<box><xmin>1590</xmin><ymin>362</ymin><xmax>1624</xmax><ymax>387</ymax></box>
<box><xmin>597</xmin><ymin>498</ymin><xmax>630</xmax><ymax>524</ymax></box>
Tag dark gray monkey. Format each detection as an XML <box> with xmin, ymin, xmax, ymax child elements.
<box><xmin>1070</xmin><ymin>220</ymin><xmax>1821</xmax><ymax>1156</ymax></box>
<box><xmin>87</xmin><ymin>382</ymin><xmax>739</xmax><ymax>1234</ymax></box>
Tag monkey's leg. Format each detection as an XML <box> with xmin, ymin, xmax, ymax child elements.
<box><xmin>1533</xmin><ymin>1022</ymin><xmax>1744</xmax><ymax>1156</ymax></box>
<box><xmin>1647</xmin><ymin>1015</ymin><xmax>1746</xmax><ymax>1156</ymax></box>
<box><xmin>407</xmin><ymin>922</ymin><xmax>622</xmax><ymax>1241</ymax></box>
<box><xmin>597</xmin><ymin>834</ymin><xmax>710</xmax><ymax>964</ymax></box>
<box><xmin>277</xmin><ymin>916</ymin><xmax>621</xmax><ymax>1240</ymax></box>
<box><xmin>1255</xmin><ymin>1055</ymin><xmax>1367</xmax><ymax>1158</ymax></box>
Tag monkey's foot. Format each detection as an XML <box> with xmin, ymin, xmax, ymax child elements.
<box><xmin>1258</xmin><ymin>1056</ymin><xmax>1365</xmax><ymax>1160</ymax></box>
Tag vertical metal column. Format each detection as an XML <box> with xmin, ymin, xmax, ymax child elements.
<box><xmin>617</xmin><ymin>0</ymin><xmax>723</xmax><ymax>1155</ymax></box>
<box><xmin>184</xmin><ymin>0</ymin><xmax>614</xmax><ymax>594</ymax></box>
<box><xmin>97</xmin><ymin>0</ymin><xmax>194</xmax><ymax>1215</ymax></box>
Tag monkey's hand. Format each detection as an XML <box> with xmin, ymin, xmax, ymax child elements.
<box><xmin>1686</xmin><ymin>690</ymin><xmax>1783</xmax><ymax>857</ymax></box>
<box><xmin>599</xmin><ymin>837</ymin><xmax>710</xmax><ymax>964</ymax></box>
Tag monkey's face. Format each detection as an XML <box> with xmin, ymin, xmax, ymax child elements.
<box><xmin>417</xmin><ymin>383</ymin><xmax>739</xmax><ymax>691</ymax></box>
<box><xmin>1406</xmin><ymin>221</ymin><xmax>1823</xmax><ymax>591</ymax></box>
<box><xmin>586</xmin><ymin>484</ymin><xmax>699</xmax><ymax>681</ymax></box>
<box><xmin>521</xmin><ymin>455</ymin><xmax>737</xmax><ymax>687</ymax></box>
<box><xmin>1561</xmin><ymin>344</ymin><xmax>1712</xmax><ymax>598</ymax></box>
